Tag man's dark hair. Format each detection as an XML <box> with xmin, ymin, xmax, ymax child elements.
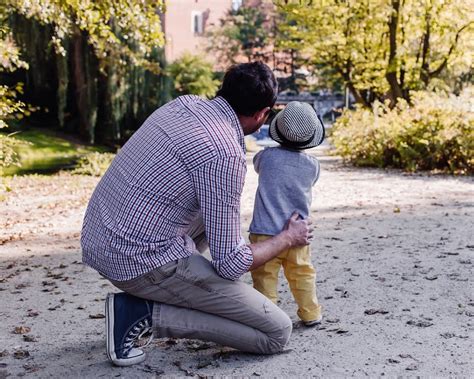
<box><xmin>216</xmin><ymin>62</ymin><xmax>278</xmax><ymax>116</ymax></box>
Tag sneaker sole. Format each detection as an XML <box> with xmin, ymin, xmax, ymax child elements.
<box><xmin>105</xmin><ymin>293</ymin><xmax>146</xmax><ymax>367</ymax></box>
<box><xmin>303</xmin><ymin>316</ymin><xmax>323</xmax><ymax>327</ymax></box>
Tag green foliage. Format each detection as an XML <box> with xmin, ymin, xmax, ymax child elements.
<box><xmin>167</xmin><ymin>54</ymin><xmax>219</xmax><ymax>99</ymax></box>
<box><xmin>2</xmin><ymin>1</ymin><xmax>167</xmax><ymax>146</ymax></box>
<box><xmin>72</xmin><ymin>152</ymin><xmax>115</xmax><ymax>177</ymax></box>
<box><xmin>0</xmin><ymin>20</ymin><xmax>35</xmax><ymax>170</ymax></box>
<box><xmin>276</xmin><ymin>0</ymin><xmax>473</xmax><ymax>104</ymax></box>
<box><xmin>330</xmin><ymin>89</ymin><xmax>474</xmax><ymax>173</ymax></box>
<box><xmin>1</xmin><ymin>128</ymin><xmax>104</xmax><ymax>176</ymax></box>
<box><xmin>6</xmin><ymin>0</ymin><xmax>165</xmax><ymax>72</ymax></box>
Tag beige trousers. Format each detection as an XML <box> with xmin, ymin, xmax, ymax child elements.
<box><xmin>110</xmin><ymin>253</ymin><xmax>292</xmax><ymax>354</ymax></box>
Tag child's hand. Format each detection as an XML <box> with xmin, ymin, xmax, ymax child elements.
<box><xmin>283</xmin><ymin>212</ymin><xmax>314</xmax><ymax>247</ymax></box>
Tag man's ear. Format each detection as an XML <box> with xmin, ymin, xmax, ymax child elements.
<box><xmin>254</xmin><ymin>107</ymin><xmax>270</xmax><ymax>123</ymax></box>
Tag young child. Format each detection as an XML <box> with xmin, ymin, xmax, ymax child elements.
<box><xmin>249</xmin><ymin>101</ymin><xmax>325</xmax><ymax>326</ymax></box>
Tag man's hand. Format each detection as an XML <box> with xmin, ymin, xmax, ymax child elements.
<box><xmin>282</xmin><ymin>212</ymin><xmax>314</xmax><ymax>247</ymax></box>
<box><xmin>248</xmin><ymin>211</ymin><xmax>314</xmax><ymax>271</ymax></box>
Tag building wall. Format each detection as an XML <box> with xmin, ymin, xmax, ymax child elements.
<box><xmin>163</xmin><ymin>0</ymin><xmax>236</xmax><ymax>63</ymax></box>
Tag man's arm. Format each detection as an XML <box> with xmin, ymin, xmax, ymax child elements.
<box><xmin>192</xmin><ymin>156</ymin><xmax>253</xmax><ymax>280</ymax></box>
<box><xmin>248</xmin><ymin>212</ymin><xmax>313</xmax><ymax>271</ymax></box>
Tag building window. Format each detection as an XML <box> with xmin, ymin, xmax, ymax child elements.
<box><xmin>191</xmin><ymin>11</ymin><xmax>204</xmax><ymax>35</ymax></box>
<box><xmin>232</xmin><ymin>0</ymin><xmax>243</xmax><ymax>11</ymax></box>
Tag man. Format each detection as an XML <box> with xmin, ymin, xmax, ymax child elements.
<box><xmin>81</xmin><ymin>62</ymin><xmax>313</xmax><ymax>366</ymax></box>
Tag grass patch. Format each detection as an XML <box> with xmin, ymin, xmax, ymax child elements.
<box><xmin>1</xmin><ymin>128</ymin><xmax>110</xmax><ymax>176</ymax></box>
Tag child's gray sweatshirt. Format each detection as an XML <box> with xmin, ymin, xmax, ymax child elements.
<box><xmin>249</xmin><ymin>146</ymin><xmax>320</xmax><ymax>236</ymax></box>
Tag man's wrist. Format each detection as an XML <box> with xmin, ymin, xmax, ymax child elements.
<box><xmin>277</xmin><ymin>229</ymin><xmax>294</xmax><ymax>249</ymax></box>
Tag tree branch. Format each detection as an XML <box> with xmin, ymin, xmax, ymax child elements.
<box><xmin>428</xmin><ymin>22</ymin><xmax>473</xmax><ymax>78</ymax></box>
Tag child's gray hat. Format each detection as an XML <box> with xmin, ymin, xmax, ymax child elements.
<box><xmin>269</xmin><ymin>101</ymin><xmax>325</xmax><ymax>149</ymax></box>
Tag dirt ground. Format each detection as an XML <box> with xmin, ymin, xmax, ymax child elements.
<box><xmin>1</xmin><ymin>147</ymin><xmax>473</xmax><ymax>378</ymax></box>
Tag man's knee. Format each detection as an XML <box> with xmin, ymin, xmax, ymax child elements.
<box><xmin>264</xmin><ymin>310</ymin><xmax>293</xmax><ymax>354</ymax></box>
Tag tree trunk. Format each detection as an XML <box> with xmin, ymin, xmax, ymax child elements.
<box><xmin>339</xmin><ymin>63</ymin><xmax>369</xmax><ymax>107</ymax></box>
<box><xmin>346</xmin><ymin>81</ymin><xmax>368</xmax><ymax>107</ymax></box>
<box><xmin>72</xmin><ymin>32</ymin><xmax>90</xmax><ymax>141</ymax></box>
<box><xmin>385</xmin><ymin>0</ymin><xmax>404</xmax><ymax>105</ymax></box>
<box><xmin>420</xmin><ymin>10</ymin><xmax>431</xmax><ymax>86</ymax></box>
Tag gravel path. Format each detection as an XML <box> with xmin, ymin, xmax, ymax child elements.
<box><xmin>1</xmin><ymin>148</ymin><xmax>473</xmax><ymax>377</ymax></box>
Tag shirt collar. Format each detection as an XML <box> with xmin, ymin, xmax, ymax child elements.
<box><xmin>211</xmin><ymin>96</ymin><xmax>246</xmax><ymax>153</ymax></box>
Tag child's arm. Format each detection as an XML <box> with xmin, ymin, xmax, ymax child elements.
<box><xmin>253</xmin><ymin>150</ymin><xmax>264</xmax><ymax>174</ymax></box>
<box><xmin>312</xmin><ymin>158</ymin><xmax>321</xmax><ymax>186</ymax></box>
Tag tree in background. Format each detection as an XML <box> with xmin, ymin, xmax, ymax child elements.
<box><xmin>0</xmin><ymin>4</ymin><xmax>34</xmax><ymax>171</ymax></box>
<box><xmin>6</xmin><ymin>0</ymin><xmax>164</xmax><ymax>71</ymax></box>
<box><xmin>2</xmin><ymin>0</ymin><xmax>166</xmax><ymax>145</ymax></box>
<box><xmin>207</xmin><ymin>4</ymin><xmax>270</xmax><ymax>66</ymax></box>
<box><xmin>206</xmin><ymin>0</ymin><xmax>305</xmax><ymax>92</ymax></box>
<box><xmin>276</xmin><ymin>0</ymin><xmax>473</xmax><ymax>105</ymax></box>
<box><xmin>167</xmin><ymin>54</ymin><xmax>220</xmax><ymax>99</ymax></box>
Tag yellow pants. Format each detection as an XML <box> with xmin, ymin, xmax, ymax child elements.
<box><xmin>249</xmin><ymin>234</ymin><xmax>322</xmax><ymax>322</ymax></box>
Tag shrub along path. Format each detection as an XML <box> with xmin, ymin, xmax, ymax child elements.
<box><xmin>0</xmin><ymin>148</ymin><xmax>472</xmax><ymax>377</ymax></box>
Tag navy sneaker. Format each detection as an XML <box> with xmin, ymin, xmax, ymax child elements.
<box><xmin>105</xmin><ymin>292</ymin><xmax>154</xmax><ymax>366</ymax></box>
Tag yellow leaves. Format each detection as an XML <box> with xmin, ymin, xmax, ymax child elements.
<box><xmin>0</xmin><ymin>35</ymin><xmax>29</xmax><ymax>72</ymax></box>
<box><xmin>6</xmin><ymin>0</ymin><xmax>165</xmax><ymax>69</ymax></box>
<box><xmin>330</xmin><ymin>88</ymin><xmax>474</xmax><ymax>173</ymax></box>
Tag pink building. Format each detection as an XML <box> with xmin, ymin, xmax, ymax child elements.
<box><xmin>162</xmin><ymin>0</ymin><xmax>242</xmax><ymax>62</ymax></box>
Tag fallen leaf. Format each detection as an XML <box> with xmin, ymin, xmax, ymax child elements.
<box><xmin>364</xmin><ymin>309</ymin><xmax>389</xmax><ymax>315</ymax></box>
<box><xmin>141</xmin><ymin>364</ymin><xmax>164</xmax><ymax>375</ymax></box>
<box><xmin>440</xmin><ymin>332</ymin><xmax>456</xmax><ymax>339</ymax></box>
<box><xmin>23</xmin><ymin>363</ymin><xmax>43</xmax><ymax>373</ymax></box>
<box><xmin>196</xmin><ymin>360</ymin><xmax>213</xmax><ymax>369</ymax></box>
<box><xmin>23</xmin><ymin>335</ymin><xmax>38</xmax><ymax>342</ymax></box>
<box><xmin>13</xmin><ymin>350</ymin><xmax>30</xmax><ymax>359</ymax></box>
<box><xmin>13</xmin><ymin>326</ymin><xmax>30</xmax><ymax>335</ymax></box>
<box><xmin>89</xmin><ymin>313</ymin><xmax>105</xmax><ymax>319</ymax></box>
<box><xmin>406</xmin><ymin>320</ymin><xmax>433</xmax><ymax>328</ymax></box>
<box><xmin>173</xmin><ymin>360</ymin><xmax>194</xmax><ymax>376</ymax></box>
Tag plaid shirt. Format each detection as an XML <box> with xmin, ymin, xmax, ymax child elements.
<box><xmin>81</xmin><ymin>96</ymin><xmax>253</xmax><ymax>281</ymax></box>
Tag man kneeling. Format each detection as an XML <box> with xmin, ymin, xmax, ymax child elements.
<box><xmin>81</xmin><ymin>62</ymin><xmax>313</xmax><ymax>366</ymax></box>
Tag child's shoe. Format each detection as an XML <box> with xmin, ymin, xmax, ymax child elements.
<box><xmin>302</xmin><ymin>315</ymin><xmax>322</xmax><ymax>327</ymax></box>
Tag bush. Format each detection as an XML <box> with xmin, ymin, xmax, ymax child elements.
<box><xmin>330</xmin><ymin>89</ymin><xmax>474</xmax><ymax>174</ymax></box>
<box><xmin>167</xmin><ymin>53</ymin><xmax>220</xmax><ymax>99</ymax></box>
<box><xmin>72</xmin><ymin>152</ymin><xmax>115</xmax><ymax>177</ymax></box>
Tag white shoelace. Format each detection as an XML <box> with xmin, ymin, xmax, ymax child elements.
<box><xmin>123</xmin><ymin>319</ymin><xmax>153</xmax><ymax>355</ymax></box>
